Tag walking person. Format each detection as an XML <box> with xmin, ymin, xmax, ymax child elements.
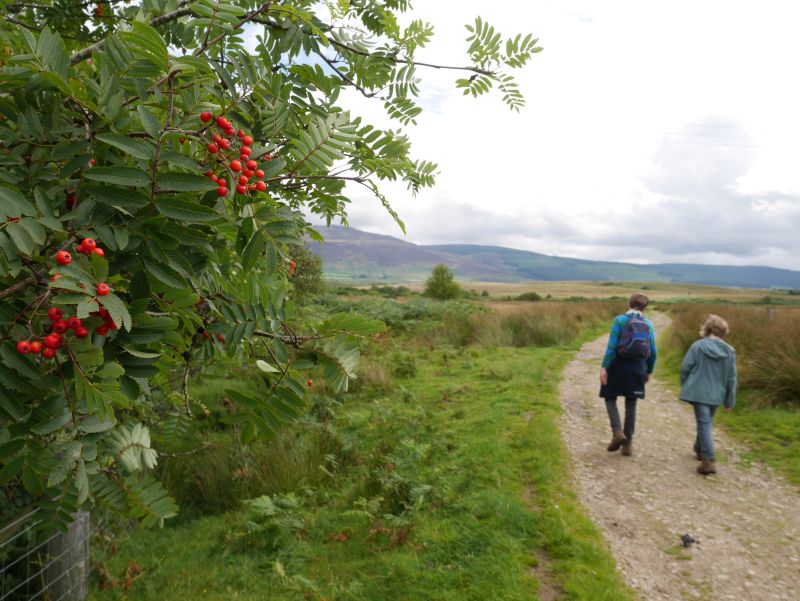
<box><xmin>679</xmin><ymin>314</ymin><xmax>737</xmax><ymax>475</ymax></box>
<box><xmin>600</xmin><ymin>293</ymin><xmax>657</xmax><ymax>456</ymax></box>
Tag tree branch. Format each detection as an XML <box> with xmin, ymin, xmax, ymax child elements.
<box><xmin>0</xmin><ymin>276</ymin><xmax>36</xmax><ymax>299</ymax></box>
<box><xmin>69</xmin><ymin>0</ymin><xmax>193</xmax><ymax>65</ymax></box>
<box><xmin>253</xmin><ymin>17</ymin><xmax>497</xmax><ymax>77</ymax></box>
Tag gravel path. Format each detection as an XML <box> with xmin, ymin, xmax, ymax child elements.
<box><xmin>558</xmin><ymin>313</ymin><xmax>800</xmax><ymax>601</ymax></box>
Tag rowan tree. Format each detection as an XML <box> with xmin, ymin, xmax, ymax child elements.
<box><xmin>0</xmin><ymin>0</ymin><xmax>541</xmax><ymax>527</ymax></box>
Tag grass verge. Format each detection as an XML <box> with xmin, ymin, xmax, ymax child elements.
<box><xmin>92</xmin><ymin>338</ymin><xmax>632</xmax><ymax>600</ymax></box>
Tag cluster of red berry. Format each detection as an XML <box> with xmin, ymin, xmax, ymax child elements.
<box><xmin>16</xmin><ymin>307</ymin><xmax>90</xmax><ymax>360</ymax></box>
<box><xmin>54</xmin><ymin>237</ymin><xmax>106</xmax><ymax>268</ymax></box>
<box><xmin>199</xmin><ymin>112</ymin><xmax>270</xmax><ymax>198</ymax></box>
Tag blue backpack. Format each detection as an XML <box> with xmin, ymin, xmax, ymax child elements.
<box><xmin>617</xmin><ymin>314</ymin><xmax>651</xmax><ymax>359</ymax></box>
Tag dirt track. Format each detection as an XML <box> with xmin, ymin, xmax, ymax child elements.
<box><xmin>558</xmin><ymin>313</ymin><xmax>800</xmax><ymax>601</ymax></box>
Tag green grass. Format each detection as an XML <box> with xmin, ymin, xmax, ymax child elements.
<box><xmin>92</xmin><ymin>339</ymin><xmax>632</xmax><ymax>600</ymax></box>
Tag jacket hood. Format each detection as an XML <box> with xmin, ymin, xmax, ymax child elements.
<box><xmin>697</xmin><ymin>337</ymin><xmax>734</xmax><ymax>359</ymax></box>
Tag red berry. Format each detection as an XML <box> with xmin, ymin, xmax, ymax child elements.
<box><xmin>89</xmin><ymin>158</ymin><xmax>96</xmax><ymax>166</ymax></box>
<box><xmin>216</xmin><ymin>334</ymin><xmax>224</xmax><ymax>343</ymax></box>
<box><xmin>30</xmin><ymin>341</ymin><xmax>42</xmax><ymax>354</ymax></box>
<box><xmin>81</xmin><ymin>238</ymin><xmax>97</xmax><ymax>252</ymax></box>
<box><xmin>237</xmin><ymin>129</ymin><xmax>245</xmax><ymax>138</ymax></box>
<box><xmin>217</xmin><ymin>187</ymin><xmax>228</xmax><ymax>197</ymax></box>
<box><xmin>42</xmin><ymin>348</ymin><xmax>56</xmax><ymax>359</ymax></box>
<box><xmin>255</xmin><ymin>181</ymin><xmax>267</xmax><ymax>192</ymax></box>
<box><xmin>255</xmin><ymin>169</ymin><xmax>264</xmax><ymax>178</ymax></box>
<box><xmin>236</xmin><ymin>184</ymin><xmax>247</xmax><ymax>194</ymax></box>
<box><xmin>67</xmin><ymin>317</ymin><xmax>82</xmax><ymax>330</ymax></box>
<box><xmin>179</xmin><ymin>137</ymin><xmax>186</xmax><ymax>145</ymax></box>
<box><xmin>243</xmin><ymin>169</ymin><xmax>254</xmax><ymax>178</ymax></box>
<box><xmin>219</xmin><ymin>139</ymin><xmax>230</xmax><ymax>149</ymax></box>
<box><xmin>248</xmin><ymin>185</ymin><xmax>257</xmax><ymax>191</ymax></box>
<box><xmin>75</xmin><ymin>327</ymin><xmax>89</xmax><ymax>339</ymax></box>
<box><xmin>215</xmin><ymin>177</ymin><xmax>226</xmax><ymax>187</ymax></box>
<box><xmin>246</xmin><ymin>160</ymin><xmax>257</xmax><ymax>170</ymax></box>
<box><xmin>96</xmin><ymin>283</ymin><xmax>110</xmax><ymax>296</ymax></box>
<box><xmin>216</xmin><ymin>116</ymin><xmax>228</xmax><ymax>128</ymax></box>
<box><xmin>240</xmin><ymin>146</ymin><xmax>252</xmax><ymax>157</ymax></box>
<box><xmin>44</xmin><ymin>333</ymin><xmax>61</xmax><ymax>349</ymax></box>
<box><xmin>242</xmin><ymin>136</ymin><xmax>253</xmax><ymax>146</ymax></box>
<box><xmin>307</xmin><ymin>379</ymin><xmax>313</xmax><ymax>387</ymax></box>
<box><xmin>289</xmin><ymin>260</ymin><xmax>296</xmax><ymax>276</ymax></box>
<box><xmin>52</xmin><ymin>320</ymin><xmax>68</xmax><ymax>334</ymax></box>
<box><xmin>17</xmin><ymin>340</ymin><xmax>31</xmax><ymax>355</ymax></box>
<box><xmin>264</xmin><ymin>154</ymin><xmax>273</xmax><ymax>161</ymax></box>
<box><xmin>93</xmin><ymin>247</ymin><xmax>105</xmax><ymax>257</ymax></box>
<box><xmin>66</xmin><ymin>193</ymin><xmax>77</xmax><ymax>210</ymax></box>
<box><xmin>200</xmin><ymin>111</ymin><xmax>213</xmax><ymax>123</ymax></box>
<box><xmin>106</xmin><ymin>318</ymin><xmax>118</xmax><ymax>331</ymax></box>
<box><xmin>238</xmin><ymin>175</ymin><xmax>248</xmax><ymax>184</ymax></box>
<box><xmin>205</xmin><ymin>170</ymin><xmax>215</xmax><ymax>179</ymax></box>
<box><xmin>230</xmin><ymin>160</ymin><xmax>242</xmax><ymax>172</ymax></box>
<box><xmin>48</xmin><ymin>307</ymin><xmax>63</xmax><ymax>321</ymax></box>
<box><xmin>224</xmin><ymin>127</ymin><xmax>235</xmax><ymax>136</ymax></box>
<box><xmin>213</xmin><ymin>133</ymin><xmax>223</xmax><ymax>143</ymax></box>
<box><xmin>96</xmin><ymin>325</ymin><xmax>109</xmax><ymax>336</ymax></box>
<box><xmin>55</xmin><ymin>250</ymin><xmax>72</xmax><ymax>266</ymax></box>
<box><xmin>207</xmin><ymin>143</ymin><xmax>219</xmax><ymax>154</ymax></box>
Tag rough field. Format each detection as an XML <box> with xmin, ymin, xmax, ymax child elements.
<box><xmin>559</xmin><ymin>313</ymin><xmax>800</xmax><ymax>601</ymax></box>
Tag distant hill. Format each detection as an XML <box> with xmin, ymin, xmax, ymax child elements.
<box><xmin>308</xmin><ymin>226</ymin><xmax>800</xmax><ymax>289</ymax></box>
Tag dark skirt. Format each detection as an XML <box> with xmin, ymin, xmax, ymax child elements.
<box><xmin>600</xmin><ymin>356</ymin><xmax>648</xmax><ymax>399</ymax></box>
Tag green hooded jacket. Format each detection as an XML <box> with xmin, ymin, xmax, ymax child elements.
<box><xmin>679</xmin><ymin>337</ymin><xmax>737</xmax><ymax>408</ymax></box>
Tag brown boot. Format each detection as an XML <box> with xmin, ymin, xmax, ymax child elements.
<box><xmin>621</xmin><ymin>442</ymin><xmax>633</xmax><ymax>456</ymax></box>
<box><xmin>697</xmin><ymin>459</ymin><xmax>717</xmax><ymax>475</ymax></box>
<box><xmin>607</xmin><ymin>431</ymin><xmax>626</xmax><ymax>452</ymax></box>
<box><xmin>693</xmin><ymin>440</ymin><xmax>701</xmax><ymax>460</ymax></box>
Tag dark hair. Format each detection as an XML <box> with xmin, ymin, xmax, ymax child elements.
<box><xmin>628</xmin><ymin>293</ymin><xmax>649</xmax><ymax>311</ymax></box>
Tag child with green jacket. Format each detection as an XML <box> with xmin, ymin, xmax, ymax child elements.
<box><xmin>679</xmin><ymin>314</ymin><xmax>737</xmax><ymax>475</ymax></box>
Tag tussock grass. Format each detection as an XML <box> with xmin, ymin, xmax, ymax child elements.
<box><xmin>667</xmin><ymin>303</ymin><xmax>800</xmax><ymax>406</ymax></box>
<box><xmin>441</xmin><ymin>301</ymin><xmax>623</xmax><ymax>349</ymax></box>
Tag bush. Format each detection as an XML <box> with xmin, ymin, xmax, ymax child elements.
<box><xmin>424</xmin><ymin>264</ymin><xmax>461</xmax><ymax>299</ymax></box>
<box><xmin>392</xmin><ymin>352</ymin><xmax>418</xmax><ymax>378</ymax></box>
<box><xmin>514</xmin><ymin>291</ymin><xmax>542</xmax><ymax>301</ymax></box>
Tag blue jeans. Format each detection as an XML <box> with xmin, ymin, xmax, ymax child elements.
<box><xmin>605</xmin><ymin>397</ymin><xmax>637</xmax><ymax>442</ymax></box>
<box><xmin>692</xmin><ymin>403</ymin><xmax>718</xmax><ymax>460</ymax></box>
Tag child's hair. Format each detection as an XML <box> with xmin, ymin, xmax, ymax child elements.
<box><xmin>700</xmin><ymin>314</ymin><xmax>729</xmax><ymax>338</ymax></box>
<box><xmin>628</xmin><ymin>293</ymin><xmax>649</xmax><ymax>311</ymax></box>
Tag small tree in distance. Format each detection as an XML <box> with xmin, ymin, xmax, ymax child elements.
<box><xmin>424</xmin><ymin>264</ymin><xmax>462</xmax><ymax>300</ymax></box>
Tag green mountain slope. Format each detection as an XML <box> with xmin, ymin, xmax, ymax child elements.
<box><xmin>310</xmin><ymin>226</ymin><xmax>800</xmax><ymax>289</ymax></box>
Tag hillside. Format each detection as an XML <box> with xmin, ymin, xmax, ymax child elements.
<box><xmin>308</xmin><ymin>226</ymin><xmax>800</xmax><ymax>289</ymax></box>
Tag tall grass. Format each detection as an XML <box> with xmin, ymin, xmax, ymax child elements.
<box><xmin>439</xmin><ymin>301</ymin><xmax>624</xmax><ymax>348</ymax></box>
<box><xmin>667</xmin><ymin>303</ymin><xmax>800</xmax><ymax>406</ymax></box>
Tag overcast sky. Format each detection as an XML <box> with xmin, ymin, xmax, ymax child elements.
<box><xmin>254</xmin><ymin>1</ymin><xmax>800</xmax><ymax>270</ymax></box>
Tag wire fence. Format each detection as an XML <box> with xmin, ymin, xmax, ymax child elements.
<box><xmin>0</xmin><ymin>509</ymin><xmax>88</xmax><ymax>601</ymax></box>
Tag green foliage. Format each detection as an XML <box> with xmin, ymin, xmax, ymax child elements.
<box><xmin>514</xmin><ymin>290</ymin><xmax>542</xmax><ymax>301</ymax></box>
<box><xmin>289</xmin><ymin>245</ymin><xmax>324</xmax><ymax>303</ymax></box>
<box><xmin>0</xmin><ymin>1</ymin><xmax>537</xmax><ymax>527</ymax></box>
<box><xmin>92</xmin><ymin>319</ymin><xmax>632</xmax><ymax>600</ymax></box>
<box><xmin>423</xmin><ymin>264</ymin><xmax>461</xmax><ymax>300</ymax></box>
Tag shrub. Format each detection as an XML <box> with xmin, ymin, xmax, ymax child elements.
<box><xmin>515</xmin><ymin>291</ymin><xmax>542</xmax><ymax>301</ymax></box>
<box><xmin>424</xmin><ymin>264</ymin><xmax>461</xmax><ymax>299</ymax></box>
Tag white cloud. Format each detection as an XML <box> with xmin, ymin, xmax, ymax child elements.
<box><xmin>251</xmin><ymin>1</ymin><xmax>800</xmax><ymax>270</ymax></box>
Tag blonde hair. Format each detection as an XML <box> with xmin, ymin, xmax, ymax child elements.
<box><xmin>628</xmin><ymin>293</ymin><xmax>649</xmax><ymax>311</ymax></box>
<box><xmin>700</xmin><ymin>314</ymin><xmax>729</xmax><ymax>338</ymax></box>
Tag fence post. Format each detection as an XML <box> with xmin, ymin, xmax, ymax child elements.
<box><xmin>46</xmin><ymin>511</ymin><xmax>89</xmax><ymax>601</ymax></box>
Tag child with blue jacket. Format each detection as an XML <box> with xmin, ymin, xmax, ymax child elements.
<box><xmin>599</xmin><ymin>293</ymin><xmax>657</xmax><ymax>456</ymax></box>
<box><xmin>679</xmin><ymin>314</ymin><xmax>737</xmax><ymax>475</ymax></box>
